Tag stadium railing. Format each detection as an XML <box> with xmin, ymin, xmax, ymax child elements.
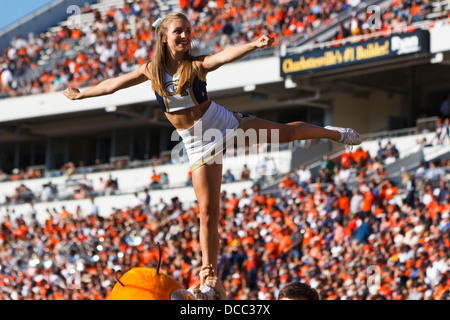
<box><xmin>285</xmin><ymin>0</ymin><xmax>395</xmax><ymax>48</ymax></box>
<box><xmin>284</xmin><ymin>17</ymin><xmax>449</xmax><ymax>56</ymax></box>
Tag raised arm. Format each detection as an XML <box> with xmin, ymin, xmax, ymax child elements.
<box><xmin>199</xmin><ymin>34</ymin><xmax>274</xmax><ymax>74</ymax></box>
<box><xmin>62</xmin><ymin>62</ymin><xmax>150</xmax><ymax>100</ymax></box>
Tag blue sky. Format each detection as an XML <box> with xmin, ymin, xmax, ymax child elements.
<box><xmin>0</xmin><ymin>0</ymin><xmax>54</xmax><ymax>30</ymax></box>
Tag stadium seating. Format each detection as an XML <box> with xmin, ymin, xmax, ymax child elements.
<box><xmin>0</xmin><ymin>0</ymin><xmax>376</xmax><ymax>98</ymax></box>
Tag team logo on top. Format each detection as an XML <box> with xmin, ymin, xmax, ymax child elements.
<box><xmin>165</xmin><ymin>81</ymin><xmax>188</xmax><ymax>96</ymax></box>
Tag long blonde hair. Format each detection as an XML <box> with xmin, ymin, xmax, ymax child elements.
<box><xmin>149</xmin><ymin>13</ymin><xmax>193</xmax><ymax>98</ymax></box>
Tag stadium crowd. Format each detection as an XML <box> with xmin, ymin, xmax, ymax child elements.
<box><xmin>4</xmin><ymin>0</ymin><xmax>448</xmax><ymax>99</ymax></box>
<box><xmin>0</xmin><ymin>143</ymin><xmax>448</xmax><ymax>300</ymax></box>
<box><xmin>0</xmin><ymin>0</ymin><xmax>354</xmax><ymax>99</ymax></box>
<box><xmin>331</xmin><ymin>0</ymin><xmax>448</xmax><ymax>42</ymax></box>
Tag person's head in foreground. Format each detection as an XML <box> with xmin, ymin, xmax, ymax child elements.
<box><xmin>277</xmin><ymin>282</ymin><xmax>320</xmax><ymax>300</ymax></box>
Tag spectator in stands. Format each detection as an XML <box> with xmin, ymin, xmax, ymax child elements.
<box><xmin>411</xmin><ymin>137</ymin><xmax>430</xmax><ymax>154</ymax></box>
<box><xmin>259</xmin><ymin>156</ymin><xmax>278</xmax><ymax>179</ymax></box>
<box><xmin>150</xmin><ymin>169</ymin><xmax>161</xmax><ymax>189</ymax></box>
<box><xmin>402</xmin><ymin>171</ymin><xmax>416</xmax><ymax>207</ymax></box>
<box><xmin>141</xmin><ymin>188</ymin><xmax>151</xmax><ymax>214</ymax></box>
<box><xmin>350</xmin><ymin>188</ymin><xmax>364</xmax><ymax>215</ymax></box>
<box><xmin>277</xmin><ymin>281</ymin><xmax>320</xmax><ymax>300</ymax></box>
<box><xmin>351</xmin><ymin>146</ymin><xmax>370</xmax><ymax>169</ymax></box>
<box><xmin>436</xmin><ymin>179</ymin><xmax>449</xmax><ymax>204</ymax></box>
<box><xmin>385</xmin><ymin>141</ymin><xmax>399</xmax><ymax>159</ymax></box>
<box><xmin>11</xmin><ymin>168</ymin><xmax>22</xmax><ymax>181</ymax></box>
<box><xmin>424</xmin><ymin>160</ymin><xmax>446</xmax><ymax>181</ymax></box>
<box><xmin>251</xmin><ymin>190</ymin><xmax>266</xmax><ymax>207</ymax></box>
<box><xmin>18</xmin><ymin>183</ymin><xmax>34</xmax><ymax>203</ymax></box>
<box><xmin>436</xmin><ymin>118</ymin><xmax>450</xmax><ymax>145</ymax></box>
<box><xmin>349</xmin><ymin>12</ymin><xmax>362</xmax><ymax>36</ymax></box>
<box><xmin>94</xmin><ymin>177</ymin><xmax>107</xmax><ymax>196</ymax></box>
<box><xmin>297</xmin><ymin>164</ymin><xmax>311</xmax><ymax>187</ymax></box>
<box><xmin>222</xmin><ymin>169</ymin><xmax>236</xmax><ymax>183</ymax></box>
<box><xmin>334</xmin><ymin>164</ymin><xmax>351</xmax><ymax>185</ymax></box>
<box><xmin>240</xmin><ymin>164</ymin><xmax>251</xmax><ymax>181</ymax></box>
<box><xmin>334</xmin><ymin>22</ymin><xmax>351</xmax><ymax>41</ymax></box>
<box><xmin>73</xmin><ymin>183</ymin><xmax>89</xmax><ymax>200</ymax></box>
<box><xmin>238</xmin><ymin>189</ymin><xmax>252</xmax><ymax>211</ymax></box>
<box><xmin>0</xmin><ymin>170</ymin><xmax>6</xmax><ymax>182</ymax></box>
<box><xmin>409</xmin><ymin>0</ymin><xmax>423</xmax><ymax>23</ymax></box>
<box><xmin>318</xmin><ymin>167</ymin><xmax>333</xmax><ymax>183</ymax></box>
<box><xmin>415</xmin><ymin>161</ymin><xmax>428</xmax><ymax>179</ymax></box>
<box><xmin>23</xmin><ymin>167</ymin><xmax>42</xmax><ymax>180</ymax></box>
<box><xmin>279</xmin><ymin>173</ymin><xmax>295</xmax><ymax>189</ymax></box>
<box><xmin>88</xmin><ymin>196</ymin><xmax>99</xmax><ymax>216</ymax></box>
<box><xmin>105</xmin><ymin>174</ymin><xmax>118</xmax><ymax>195</ymax></box>
<box><xmin>156</xmin><ymin>196</ymin><xmax>169</xmax><ymax>212</ymax></box>
<box><xmin>380</xmin><ymin>179</ymin><xmax>399</xmax><ymax>203</ymax></box>
<box><xmin>320</xmin><ymin>155</ymin><xmax>334</xmax><ymax>175</ymax></box>
<box><xmin>376</xmin><ymin>141</ymin><xmax>387</xmax><ymax>162</ymax></box>
<box><xmin>40</xmin><ymin>182</ymin><xmax>55</xmax><ymax>202</ymax></box>
<box><xmin>160</xmin><ymin>172</ymin><xmax>169</xmax><ymax>186</ymax></box>
<box><xmin>61</xmin><ymin>161</ymin><xmax>76</xmax><ymax>179</ymax></box>
<box><xmin>354</xmin><ymin>217</ymin><xmax>372</xmax><ymax>244</ymax></box>
<box><xmin>79</xmin><ymin>174</ymin><xmax>93</xmax><ymax>190</ymax></box>
<box><xmin>384</xmin><ymin>150</ymin><xmax>397</xmax><ymax>165</ymax></box>
<box><xmin>221</xmin><ymin>17</ymin><xmax>234</xmax><ymax>48</ymax></box>
<box><xmin>0</xmin><ymin>64</ymin><xmax>13</xmax><ymax>87</ymax></box>
<box><xmin>186</xmin><ymin>170</ymin><xmax>193</xmax><ymax>186</ymax></box>
<box><xmin>131</xmin><ymin>191</ymin><xmax>144</xmax><ymax>208</ymax></box>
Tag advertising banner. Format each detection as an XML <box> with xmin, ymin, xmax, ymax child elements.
<box><xmin>281</xmin><ymin>30</ymin><xmax>429</xmax><ymax>76</ymax></box>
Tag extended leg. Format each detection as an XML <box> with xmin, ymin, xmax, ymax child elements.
<box><xmin>241</xmin><ymin>118</ymin><xmax>361</xmax><ymax>145</ymax></box>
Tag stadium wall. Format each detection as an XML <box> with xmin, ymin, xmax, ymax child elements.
<box><xmin>329</xmin><ymin>90</ymin><xmax>403</xmax><ymax>133</ymax></box>
<box><xmin>0</xmin><ymin>148</ymin><xmax>294</xmax><ymax>225</ymax></box>
<box><xmin>0</xmin><ymin>149</ymin><xmax>292</xmax><ymax>199</ymax></box>
<box><xmin>0</xmin><ymin>57</ymin><xmax>282</xmax><ymax>123</ymax></box>
<box><xmin>0</xmin><ymin>179</ymin><xmax>255</xmax><ymax>226</ymax></box>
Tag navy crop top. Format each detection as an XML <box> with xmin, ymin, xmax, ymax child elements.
<box><xmin>155</xmin><ymin>62</ymin><xmax>209</xmax><ymax>113</ymax></box>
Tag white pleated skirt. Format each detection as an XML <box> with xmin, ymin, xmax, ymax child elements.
<box><xmin>176</xmin><ymin>101</ymin><xmax>255</xmax><ymax>171</ymax></box>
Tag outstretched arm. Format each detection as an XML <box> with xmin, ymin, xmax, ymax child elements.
<box><xmin>62</xmin><ymin>62</ymin><xmax>150</xmax><ymax>100</ymax></box>
<box><xmin>199</xmin><ymin>34</ymin><xmax>274</xmax><ymax>74</ymax></box>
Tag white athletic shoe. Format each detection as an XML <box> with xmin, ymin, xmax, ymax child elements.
<box><xmin>187</xmin><ymin>284</ymin><xmax>218</xmax><ymax>300</ymax></box>
<box><xmin>325</xmin><ymin>126</ymin><xmax>362</xmax><ymax>146</ymax></box>
<box><xmin>198</xmin><ymin>284</ymin><xmax>218</xmax><ymax>300</ymax></box>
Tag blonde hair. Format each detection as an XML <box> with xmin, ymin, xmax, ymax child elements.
<box><xmin>149</xmin><ymin>13</ymin><xmax>193</xmax><ymax>98</ymax></box>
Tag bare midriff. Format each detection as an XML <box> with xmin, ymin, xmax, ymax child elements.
<box><xmin>164</xmin><ymin>99</ymin><xmax>212</xmax><ymax>130</ymax></box>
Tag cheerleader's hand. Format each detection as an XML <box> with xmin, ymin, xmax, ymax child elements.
<box><xmin>62</xmin><ymin>87</ymin><xmax>81</xmax><ymax>100</ymax></box>
<box><xmin>200</xmin><ymin>264</ymin><xmax>214</xmax><ymax>287</ymax></box>
<box><xmin>254</xmin><ymin>34</ymin><xmax>274</xmax><ymax>49</ymax></box>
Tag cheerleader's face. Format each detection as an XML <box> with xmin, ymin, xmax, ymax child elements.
<box><xmin>164</xmin><ymin>18</ymin><xmax>192</xmax><ymax>56</ymax></box>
